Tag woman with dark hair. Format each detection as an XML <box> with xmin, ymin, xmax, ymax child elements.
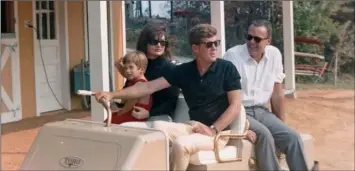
<box><xmin>115</xmin><ymin>24</ymin><xmax>179</xmax><ymax>122</ymax></box>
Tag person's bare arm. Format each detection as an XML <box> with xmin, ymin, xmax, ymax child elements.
<box><xmin>271</xmin><ymin>49</ymin><xmax>286</xmax><ymax>122</ymax></box>
<box><xmin>111</xmin><ymin>77</ymin><xmax>170</xmax><ymax>100</ymax></box>
<box><xmin>212</xmin><ymin>90</ymin><xmax>241</xmax><ymax>132</ymax></box>
<box><xmin>118</xmin><ymin>81</ymin><xmax>151</xmax><ymax>113</ymax></box>
<box><xmin>95</xmin><ymin>61</ymin><xmax>181</xmax><ymax>104</ymax></box>
<box><xmin>116</xmin><ymin>99</ymin><xmax>139</xmax><ymax>114</ymax></box>
<box><xmin>271</xmin><ymin>83</ymin><xmax>285</xmax><ymax>121</ymax></box>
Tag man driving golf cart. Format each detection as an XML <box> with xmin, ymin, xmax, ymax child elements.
<box><xmin>94</xmin><ymin>24</ymin><xmax>313</xmax><ymax>171</ymax></box>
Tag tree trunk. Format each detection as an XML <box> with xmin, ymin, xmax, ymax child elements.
<box><xmin>333</xmin><ymin>53</ymin><xmax>338</xmax><ymax>86</ymax></box>
<box><xmin>170</xmin><ymin>1</ymin><xmax>173</xmax><ymax>22</ymax></box>
<box><xmin>148</xmin><ymin>1</ymin><xmax>152</xmax><ymax>18</ymax></box>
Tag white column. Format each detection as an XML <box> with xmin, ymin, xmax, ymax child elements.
<box><xmin>121</xmin><ymin>2</ymin><xmax>126</xmax><ymax>56</ymax></box>
<box><xmin>282</xmin><ymin>1</ymin><xmax>296</xmax><ymax>98</ymax></box>
<box><xmin>0</xmin><ymin>2</ymin><xmax>2</xmax><ymax>169</ymax></box>
<box><xmin>87</xmin><ymin>1</ymin><xmax>110</xmax><ymax>121</ymax></box>
<box><xmin>210</xmin><ymin>1</ymin><xmax>226</xmax><ymax>58</ymax></box>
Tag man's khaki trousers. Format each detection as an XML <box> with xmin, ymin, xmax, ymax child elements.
<box><xmin>152</xmin><ymin>121</ymin><xmax>229</xmax><ymax>171</ymax></box>
<box><xmin>121</xmin><ymin>120</ymin><xmax>229</xmax><ymax>171</ymax></box>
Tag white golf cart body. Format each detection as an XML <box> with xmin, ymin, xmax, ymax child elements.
<box><xmin>20</xmin><ymin>95</ymin><xmax>314</xmax><ymax>170</ymax></box>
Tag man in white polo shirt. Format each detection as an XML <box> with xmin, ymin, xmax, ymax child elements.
<box><xmin>224</xmin><ymin>20</ymin><xmax>309</xmax><ymax>171</ymax></box>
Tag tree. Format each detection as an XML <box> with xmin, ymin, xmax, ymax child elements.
<box><xmin>293</xmin><ymin>1</ymin><xmax>341</xmax><ymax>55</ymax></box>
<box><xmin>293</xmin><ymin>0</ymin><xmax>354</xmax><ymax>84</ymax></box>
<box><xmin>330</xmin><ymin>1</ymin><xmax>355</xmax><ymax>75</ymax></box>
<box><xmin>224</xmin><ymin>1</ymin><xmax>283</xmax><ymax>50</ymax></box>
<box><xmin>167</xmin><ymin>1</ymin><xmax>211</xmax><ymax>57</ymax></box>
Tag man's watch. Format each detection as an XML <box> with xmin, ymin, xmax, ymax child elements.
<box><xmin>210</xmin><ymin>125</ymin><xmax>219</xmax><ymax>134</ymax></box>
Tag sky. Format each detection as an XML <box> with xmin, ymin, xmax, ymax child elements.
<box><xmin>140</xmin><ymin>1</ymin><xmax>171</xmax><ymax>18</ymax></box>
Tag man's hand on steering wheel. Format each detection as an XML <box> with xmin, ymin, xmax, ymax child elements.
<box><xmin>94</xmin><ymin>91</ymin><xmax>113</xmax><ymax>103</ymax></box>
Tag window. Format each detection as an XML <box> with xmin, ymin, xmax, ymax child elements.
<box><xmin>35</xmin><ymin>0</ymin><xmax>56</xmax><ymax>40</ymax></box>
<box><xmin>1</xmin><ymin>1</ymin><xmax>16</xmax><ymax>38</ymax></box>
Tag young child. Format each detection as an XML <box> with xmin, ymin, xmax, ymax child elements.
<box><xmin>104</xmin><ymin>51</ymin><xmax>152</xmax><ymax>124</ymax></box>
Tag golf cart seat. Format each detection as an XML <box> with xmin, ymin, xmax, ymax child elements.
<box><xmin>173</xmin><ymin>95</ymin><xmax>315</xmax><ymax>170</ymax></box>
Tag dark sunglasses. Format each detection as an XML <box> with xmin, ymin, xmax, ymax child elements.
<box><xmin>148</xmin><ymin>39</ymin><xmax>168</xmax><ymax>46</ymax></box>
<box><xmin>247</xmin><ymin>34</ymin><xmax>268</xmax><ymax>43</ymax></box>
<box><xmin>199</xmin><ymin>40</ymin><xmax>221</xmax><ymax>48</ymax></box>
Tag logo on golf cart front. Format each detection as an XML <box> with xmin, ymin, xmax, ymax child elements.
<box><xmin>59</xmin><ymin>156</ymin><xmax>84</xmax><ymax>168</ymax></box>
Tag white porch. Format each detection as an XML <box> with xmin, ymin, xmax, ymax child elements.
<box><xmin>86</xmin><ymin>1</ymin><xmax>296</xmax><ymax>121</ymax></box>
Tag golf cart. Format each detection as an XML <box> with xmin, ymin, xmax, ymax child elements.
<box><xmin>20</xmin><ymin>90</ymin><xmax>316</xmax><ymax>170</ymax></box>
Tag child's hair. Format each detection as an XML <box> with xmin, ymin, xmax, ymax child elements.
<box><xmin>122</xmin><ymin>51</ymin><xmax>148</xmax><ymax>71</ymax></box>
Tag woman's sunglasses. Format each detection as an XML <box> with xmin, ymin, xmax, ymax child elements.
<box><xmin>199</xmin><ymin>40</ymin><xmax>221</xmax><ymax>48</ymax></box>
<box><xmin>247</xmin><ymin>34</ymin><xmax>268</xmax><ymax>43</ymax></box>
<box><xmin>148</xmin><ymin>39</ymin><xmax>168</xmax><ymax>46</ymax></box>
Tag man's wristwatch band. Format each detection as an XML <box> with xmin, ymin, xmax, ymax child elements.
<box><xmin>210</xmin><ymin>125</ymin><xmax>219</xmax><ymax>134</ymax></box>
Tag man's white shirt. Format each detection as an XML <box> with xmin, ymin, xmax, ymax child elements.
<box><xmin>223</xmin><ymin>43</ymin><xmax>285</xmax><ymax>107</ymax></box>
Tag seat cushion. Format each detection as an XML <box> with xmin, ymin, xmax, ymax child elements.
<box><xmin>189</xmin><ymin>140</ymin><xmax>254</xmax><ymax>165</ymax></box>
<box><xmin>172</xmin><ymin>95</ymin><xmax>316</xmax><ymax>168</ymax></box>
<box><xmin>173</xmin><ymin>95</ymin><xmax>190</xmax><ymax>123</ymax></box>
<box><xmin>173</xmin><ymin>95</ymin><xmax>250</xmax><ymax>165</ymax></box>
<box><xmin>189</xmin><ymin>133</ymin><xmax>313</xmax><ymax>167</ymax></box>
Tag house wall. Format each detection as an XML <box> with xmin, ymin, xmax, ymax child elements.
<box><xmin>18</xmin><ymin>2</ymin><xmax>36</xmax><ymax>119</ymax></box>
<box><xmin>112</xmin><ymin>1</ymin><xmax>125</xmax><ymax>90</ymax></box>
<box><xmin>67</xmin><ymin>1</ymin><xmax>86</xmax><ymax>110</ymax></box>
<box><xmin>3</xmin><ymin>1</ymin><xmax>124</xmax><ymax>122</ymax></box>
<box><xmin>66</xmin><ymin>1</ymin><xmax>125</xmax><ymax>109</ymax></box>
<box><xmin>1</xmin><ymin>42</ymin><xmax>14</xmax><ymax>114</ymax></box>
<box><xmin>15</xmin><ymin>1</ymin><xmax>86</xmax><ymax>120</ymax></box>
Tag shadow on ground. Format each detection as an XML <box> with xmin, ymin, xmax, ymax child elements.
<box><xmin>1</xmin><ymin>109</ymin><xmax>90</xmax><ymax>135</ymax></box>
